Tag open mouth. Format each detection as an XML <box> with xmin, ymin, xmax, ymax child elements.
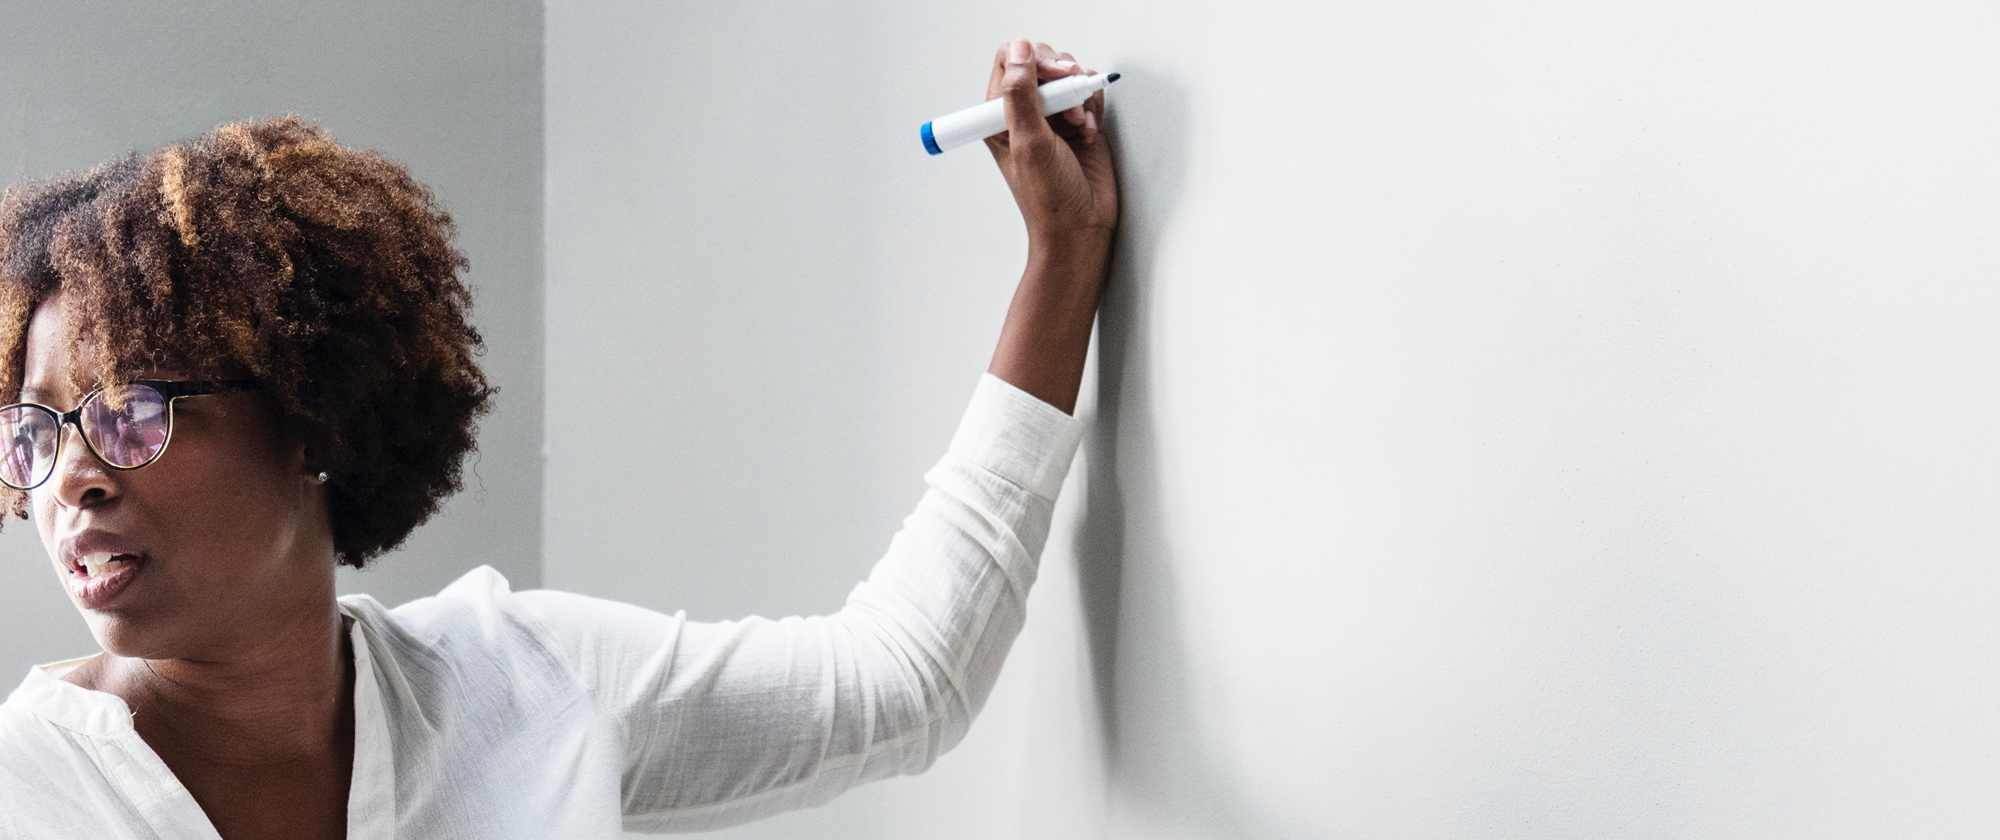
<box><xmin>67</xmin><ymin>551</ymin><xmax>147</xmax><ymax>609</ymax></box>
<box><xmin>78</xmin><ymin>551</ymin><xmax>137</xmax><ymax>578</ymax></box>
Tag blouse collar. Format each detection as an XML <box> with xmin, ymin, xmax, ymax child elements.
<box><xmin>4</xmin><ymin>605</ymin><xmax>373</xmax><ymax>739</ymax></box>
<box><xmin>4</xmin><ymin>657</ymin><xmax>133</xmax><ymax>736</ymax></box>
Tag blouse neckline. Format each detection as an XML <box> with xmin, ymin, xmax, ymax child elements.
<box><xmin>3</xmin><ymin>602</ymin><xmax>398</xmax><ymax>840</ymax></box>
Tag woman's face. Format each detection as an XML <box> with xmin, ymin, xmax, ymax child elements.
<box><xmin>24</xmin><ymin>291</ymin><xmax>333</xmax><ymax>660</ymax></box>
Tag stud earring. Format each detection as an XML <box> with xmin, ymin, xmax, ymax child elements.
<box><xmin>313</xmin><ymin>471</ymin><xmax>329</xmax><ymax>484</ymax></box>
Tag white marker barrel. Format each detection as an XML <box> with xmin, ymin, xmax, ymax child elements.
<box><xmin>921</xmin><ymin>72</ymin><xmax>1119</xmax><ymax>155</ymax></box>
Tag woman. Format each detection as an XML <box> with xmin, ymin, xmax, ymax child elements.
<box><xmin>0</xmin><ymin>40</ymin><xmax>1113</xmax><ymax>838</ymax></box>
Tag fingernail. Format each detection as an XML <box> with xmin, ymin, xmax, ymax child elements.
<box><xmin>1056</xmin><ymin>59</ymin><xmax>1077</xmax><ymax>70</ymax></box>
<box><xmin>1009</xmin><ymin>40</ymin><xmax>1030</xmax><ymax>64</ymax></box>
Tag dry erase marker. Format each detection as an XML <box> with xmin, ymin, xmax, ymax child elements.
<box><xmin>920</xmin><ymin>72</ymin><xmax>1120</xmax><ymax>155</ymax></box>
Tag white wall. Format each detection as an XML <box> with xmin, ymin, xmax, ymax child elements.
<box><xmin>550</xmin><ymin>1</ymin><xmax>2000</xmax><ymax>838</ymax></box>
<box><xmin>2</xmin><ymin>1</ymin><xmax>1992</xmax><ymax>836</ymax></box>
<box><xmin>0</xmin><ymin>0</ymin><xmax>544</xmax><ymax>679</ymax></box>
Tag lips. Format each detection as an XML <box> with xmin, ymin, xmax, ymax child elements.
<box><xmin>60</xmin><ymin>531</ymin><xmax>151</xmax><ymax>610</ymax></box>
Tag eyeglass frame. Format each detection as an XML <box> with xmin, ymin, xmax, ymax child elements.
<box><xmin>0</xmin><ymin>379</ymin><xmax>261</xmax><ymax>491</ymax></box>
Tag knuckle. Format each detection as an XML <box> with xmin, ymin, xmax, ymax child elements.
<box><xmin>1012</xmin><ymin>131</ymin><xmax>1058</xmax><ymax>158</ymax></box>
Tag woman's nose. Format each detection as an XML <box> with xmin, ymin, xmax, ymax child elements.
<box><xmin>44</xmin><ymin>423</ymin><xmax>115</xmax><ymax>509</ymax></box>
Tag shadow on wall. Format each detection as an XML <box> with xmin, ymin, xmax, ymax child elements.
<box><xmin>1076</xmin><ymin>63</ymin><xmax>1287</xmax><ymax>839</ymax></box>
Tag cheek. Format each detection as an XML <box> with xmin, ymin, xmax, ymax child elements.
<box><xmin>146</xmin><ymin>435</ymin><xmax>306</xmax><ymax>553</ymax></box>
<box><xmin>191</xmin><ymin>440</ymin><xmax>299</xmax><ymax>511</ymax></box>
<box><xmin>30</xmin><ymin>492</ymin><xmax>59</xmax><ymax>553</ymax></box>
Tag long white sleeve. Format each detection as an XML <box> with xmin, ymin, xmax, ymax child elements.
<box><xmin>513</xmin><ymin>374</ymin><xmax>1085</xmax><ymax>832</ymax></box>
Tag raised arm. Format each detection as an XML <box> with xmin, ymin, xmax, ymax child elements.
<box><xmin>984</xmin><ymin>38</ymin><xmax>1119</xmax><ymax>415</ymax></box>
<box><xmin>501</xmin><ymin>42</ymin><xmax>1114</xmax><ymax>833</ymax></box>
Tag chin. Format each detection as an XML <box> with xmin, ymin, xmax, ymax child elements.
<box><xmin>78</xmin><ymin>608</ymin><xmax>183</xmax><ymax>660</ymax></box>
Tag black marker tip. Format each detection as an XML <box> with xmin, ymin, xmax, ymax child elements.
<box><xmin>1106</xmin><ymin>72</ymin><xmax>1121</xmax><ymax>83</ymax></box>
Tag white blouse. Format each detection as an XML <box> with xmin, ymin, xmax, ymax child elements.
<box><xmin>0</xmin><ymin>374</ymin><xmax>1084</xmax><ymax>839</ymax></box>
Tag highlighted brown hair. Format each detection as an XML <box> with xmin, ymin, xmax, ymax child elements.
<box><xmin>0</xmin><ymin>116</ymin><xmax>493</xmax><ymax>567</ymax></box>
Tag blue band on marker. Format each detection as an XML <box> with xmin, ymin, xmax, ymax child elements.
<box><xmin>920</xmin><ymin>122</ymin><xmax>942</xmax><ymax>155</ymax></box>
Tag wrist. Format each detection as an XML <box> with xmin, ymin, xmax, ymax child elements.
<box><xmin>1026</xmin><ymin>228</ymin><xmax>1113</xmax><ymax>277</ymax></box>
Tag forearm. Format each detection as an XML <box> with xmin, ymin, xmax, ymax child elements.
<box><xmin>583</xmin><ymin>377</ymin><xmax>1084</xmax><ymax>832</ymax></box>
<box><xmin>981</xmin><ymin>37</ymin><xmax>1118</xmax><ymax>414</ymax></box>
<box><xmin>987</xmin><ymin>232</ymin><xmax>1112</xmax><ymax>415</ymax></box>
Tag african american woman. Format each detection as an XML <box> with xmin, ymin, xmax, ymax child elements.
<box><xmin>0</xmin><ymin>40</ymin><xmax>1114</xmax><ymax>838</ymax></box>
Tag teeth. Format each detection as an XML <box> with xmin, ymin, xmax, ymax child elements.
<box><xmin>81</xmin><ymin>551</ymin><xmax>126</xmax><ymax>577</ymax></box>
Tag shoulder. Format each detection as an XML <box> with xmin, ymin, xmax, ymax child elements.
<box><xmin>346</xmin><ymin>565</ymin><xmax>559</xmax><ymax>651</ymax></box>
<box><xmin>0</xmin><ymin>689</ymin><xmax>66</xmax><ymax>770</ymax></box>
<box><xmin>0</xmin><ymin>686</ymin><xmax>144</xmax><ymax>834</ymax></box>
<box><xmin>342</xmin><ymin>566</ymin><xmax>592</xmax><ymax>711</ymax></box>
<box><xmin>341</xmin><ymin>566</ymin><xmax>687</xmax><ymax>701</ymax></box>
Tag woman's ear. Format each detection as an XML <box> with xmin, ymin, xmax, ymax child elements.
<box><xmin>291</xmin><ymin>441</ymin><xmax>321</xmax><ymax>484</ymax></box>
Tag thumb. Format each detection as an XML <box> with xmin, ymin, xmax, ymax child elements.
<box><xmin>998</xmin><ymin>39</ymin><xmax>1053</xmax><ymax>151</ymax></box>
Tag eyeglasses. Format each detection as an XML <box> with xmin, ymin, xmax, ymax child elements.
<box><xmin>0</xmin><ymin>379</ymin><xmax>258</xmax><ymax>491</ymax></box>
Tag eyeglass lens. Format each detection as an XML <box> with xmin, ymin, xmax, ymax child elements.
<box><xmin>0</xmin><ymin>384</ymin><xmax>171</xmax><ymax>489</ymax></box>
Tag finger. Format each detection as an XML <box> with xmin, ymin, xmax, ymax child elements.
<box><xmin>998</xmin><ymin>39</ymin><xmax>1056</xmax><ymax>153</ymax></box>
<box><xmin>1074</xmin><ymin>85</ymin><xmax>1115</xmax><ymax>169</ymax></box>
<box><xmin>987</xmin><ymin>43</ymin><xmax>1011</xmax><ymax>101</ymax></box>
<box><xmin>1047</xmin><ymin>112</ymin><xmax>1083</xmax><ymax>141</ymax></box>
<box><xmin>1036</xmin><ymin>43</ymin><xmax>1078</xmax><ymax>80</ymax></box>
<box><xmin>984</xmin><ymin>42</ymin><xmax>1018</xmax><ymax>160</ymax></box>
<box><xmin>1068</xmin><ymin>76</ymin><xmax>1103</xmax><ymax>140</ymax></box>
<box><xmin>1051</xmin><ymin>49</ymin><xmax>1084</xmax><ymax>124</ymax></box>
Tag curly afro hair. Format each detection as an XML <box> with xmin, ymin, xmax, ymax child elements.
<box><xmin>0</xmin><ymin>116</ymin><xmax>493</xmax><ymax>568</ymax></box>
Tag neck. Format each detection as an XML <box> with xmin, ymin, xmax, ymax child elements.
<box><xmin>110</xmin><ymin>590</ymin><xmax>355</xmax><ymax>767</ymax></box>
